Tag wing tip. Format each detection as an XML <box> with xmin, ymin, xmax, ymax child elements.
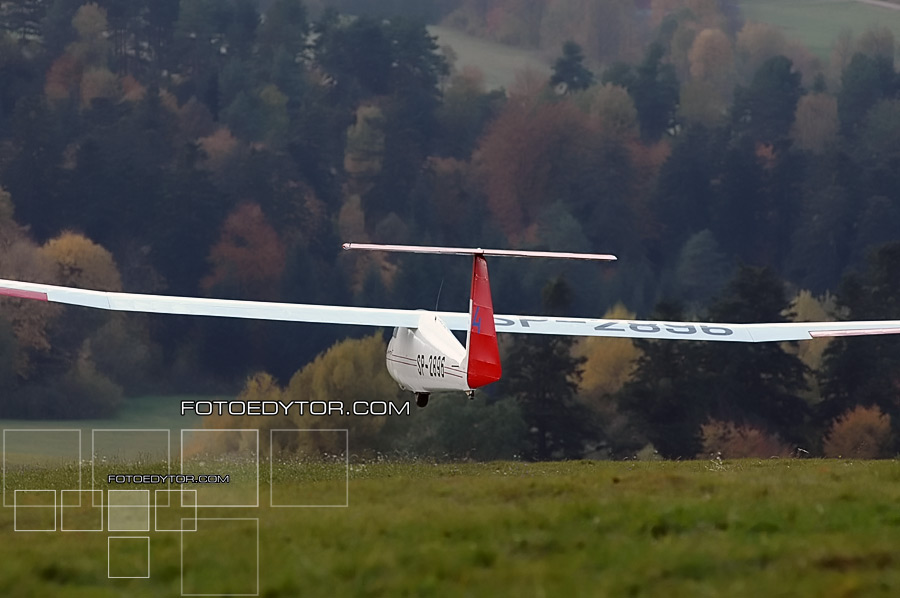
<box><xmin>0</xmin><ymin>287</ymin><xmax>49</xmax><ymax>302</ymax></box>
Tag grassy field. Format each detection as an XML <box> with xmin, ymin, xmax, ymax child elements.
<box><xmin>1</xmin><ymin>459</ymin><xmax>900</xmax><ymax>596</ymax></box>
<box><xmin>738</xmin><ymin>0</ymin><xmax>900</xmax><ymax>59</ymax></box>
<box><xmin>428</xmin><ymin>1</ymin><xmax>900</xmax><ymax>89</ymax></box>
<box><xmin>428</xmin><ymin>25</ymin><xmax>551</xmax><ymax>90</ymax></box>
<box><xmin>0</xmin><ymin>395</ymin><xmax>203</xmax><ymax>459</ymax></box>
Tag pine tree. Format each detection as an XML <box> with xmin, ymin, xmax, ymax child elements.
<box><xmin>501</xmin><ymin>278</ymin><xmax>589</xmax><ymax>460</ymax></box>
<box><xmin>550</xmin><ymin>41</ymin><xmax>594</xmax><ymax>93</ymax></box>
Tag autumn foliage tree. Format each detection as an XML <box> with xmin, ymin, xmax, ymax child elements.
<box><xmin>284</xmin><ymin>333</ymin><xmax>404</xmax><ymax>456</ymax></box>
<box><xmin>700</xmin><ymin>419</ymin><xmax>793</xmax><ymax>458</ymax></box>
<box><xmin>40</xmin><ymin>231</ymin><xmax>122</xmax><ymax>291</ymax></box>
<box><xmin>38</xmin><ymin>230</ymin><xmax>123</xmax><ymax>369</ymax></box>
<box><xmin>0</xmin><ymin>189</ymin><xmax>59</xmax><ymax>378</ymax></box>
<box><xmin>823</xmin><ymin>405</ymin><xmax>894</xmax><ymax>458</ymax></box>
<box><xmin>476</xmin><ymin>96</ymin><xmax>590</xmax><ymax>239</ymax></box>
<box><xmin>202</xmin><ymin>203</ymin><xmax>286</xmax><ymax>298</ymax></box>
<box><xmin>576</xmin><ymin>303</ymin><xmax>639</xmax><ymax>399</ymax></box>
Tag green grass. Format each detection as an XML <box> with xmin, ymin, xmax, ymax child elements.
<box><xmin>738</xmin><ymin>0</ymin><xmax>900</xmax><ymax>59</ymax></box>
<box><xmin>2</xmin><ymin>459</ymin><xmax>900</xmax><ymax>596</ymax></box>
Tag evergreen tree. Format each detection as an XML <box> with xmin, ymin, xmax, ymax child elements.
<box><xmin>550</xmin><ymin>41</ymin><xmax>594</xmax><ymax>93</ymax></box>
<box><xmin>820</xmin><ymin>242</ymin><xmax>900</xmax><ymax>447</ymax></box>
<box><xmin>630</xmin><ymin>42</ymin><xmax>679</xmax><ymax>141</ymax></box>
<box><xmin>732</xmin><ymin>55</ymin><xmax>802</xmax><ymax>144</ymax></box>
<box><xmin>838</xmin><ymin>53</ymin><xmax>896</xmax><ymax>134</ymax></box>
<box><xmin>702</xmin><ymin>265</ymin><xmax>809</xmax><ymax>442</ymax></box>
<box><xmin>617</xmin><ymin>301</ymin><xmax>711</xmax><ymax>458</ymax></box>
<box><xmin>501</xmin><ymin>277</ymin><xmax>589</xmax><ymax>460</ymax></box>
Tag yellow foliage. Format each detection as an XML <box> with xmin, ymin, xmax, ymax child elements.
<box><xmin>72</xmin><ymin>3</ymin><xmax>107</xmax><ymax>40</ymax></box>
<box><xmin>823</xmin><ymin>405</ymin><xmax>894</xmax><ymax>459</ymax></box>
<box><xmin>202</xmin><ymin>373</ymin><xmax>292</xmax><ymax>443</ymax></box>
<box><xmin>284</xmin><ymin>333</ymin><xmax>401</xmax><ymax>454</ymax></box>
<box><xmin>40</xmin><ymin>231</ymin><xmax>122</xmax><ymax>291</ymax></box>
<box><xmin>199</xmin><ymin>127</ymin><xmax>239</xmax><ymax>174</ymax></box>
<box><xmin>344</xmin><ymin>104</ymin><xmax>385</xmax><ymax>182</ymax></box>
<box><xmin>68</xmin><ymin>4</ymin><xmax>109</xmax><ymax>67</ymax></box>
<box><xmin>784</xmin><ymin>290</ymin><xmax>835</xmax><ymax>403</ymax></box>
<box><xmin>688</xmin><ymin>28</ymin><xmax>734</xmax><ymax>98</ymax></box>
<box><xmin>80</xmin><ymin>67</ymin><xmax>119</xmax><ymax>108</ymax></box>
<box><xmin>159</xmin><ymin>89</ymin><xmax>179</xmax><ymax>113</ymax></box>
<box><xmin>586</xmin><ymin>83</ymin><xmax>638</xmax><ymax>138</ymax></box>
<box><xmin>575</xmin><ymin>302</ymin><xmax>640</xmax><ymax>397</ymax></box>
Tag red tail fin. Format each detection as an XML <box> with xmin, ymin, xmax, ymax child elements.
<box><xmin>466</xmin><ymin>255</ymin><xmax>502</xmax><ymax>389</ymax></box>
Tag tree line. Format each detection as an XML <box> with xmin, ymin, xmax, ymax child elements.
<box><xmin>0</xmin><ymin>0</ymin><xmax>899</xmax><ymax>460</ymax></box>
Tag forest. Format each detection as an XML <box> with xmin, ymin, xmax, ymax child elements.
<box><xmin>1</xmin><ymin>0</ymin><xmax>900</xmax><ymax>461</ymax></box>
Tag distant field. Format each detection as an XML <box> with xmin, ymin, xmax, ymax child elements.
<box><xmin>2</xmin><ymin>459</ymin><xmax>900</xmax><ymax>596</ymax></box>
<box><xmin>428</xmin><ymin>25</ymin><xmax>551</xmax><ymax>90</ymax></box>
<box><xmin>738</xmin><ymin>0</ymin><xmax>900</xmax><ymax>59</ymax></box>
<box><xmin>0</xmin><ymin>395</ymin><xmax>204</xmax><ymax>458</ymax></box>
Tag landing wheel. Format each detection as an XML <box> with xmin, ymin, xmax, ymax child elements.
<box><xmin>466</xmin><ymin>391</ymin><xmax>476</xmax><ymax>400</ymax></box>
<box><xmin>415</xmin><ymin>393</ymin><xmax>430</xmax><ymax>408</ymax></box>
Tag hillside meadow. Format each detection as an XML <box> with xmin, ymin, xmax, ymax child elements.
<box><xmin>0</xmin><ymin>459</ymin><xmax>899</xmax><ymax>596</ymax></box>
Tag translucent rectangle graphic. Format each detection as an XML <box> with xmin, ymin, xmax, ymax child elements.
<box><xmin>269</xmin><ymin>429</ymin><xmax>349</xmax><ymax>507</ymax></box>
<box><xmin>155</xmin><ymin>489</ymin><xmax>197</xmax><ymax>532</ymax></box>
<box><xmin>181</xmin><ymin>518</ymin><xmax>259</xmax><ymax>596</ymax></box>
<box><xmin>13</xmin><ymin>489</ymin><xmax>56</xmax><ymax>532</ymax></box>
<box><xmin>3</xmin><ymin>429</ymin><xmax>81</xmax><ymax>507</ymax></box>
<box><xmin>108</xmin><ymin>536</ymin><xmax>150</xmax><ymax>579</ymax></box>
<box><xmin>61</xmin><ymin>489</ymin><xmax>103</xmax><ymax>532</ymax></box>
<box><xmin>108</xmin><ymin>489</ymin><xmax>150</xmax><ymax>532</ymax></box>
<box><xmin>181</xmin><ymin>430</ymin><xmax>258</xmax><ymax>508</ymax></box>
<box><xmin>92</xmin><ymin>429</ymin><xmax>170</xmax><ymax>497</ymax></box>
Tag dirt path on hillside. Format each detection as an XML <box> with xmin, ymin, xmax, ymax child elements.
<box><xmin>857</xmin><ymin>0</ymin><xmax>900</xmax><ymax>10</ymax></box>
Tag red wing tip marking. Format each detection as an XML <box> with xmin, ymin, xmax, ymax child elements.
<box><xmin>810</xmin><ymin>328</ymin><xmax>900</xmax><ymax>338</ymax></box>
<box><xmin>0</xmin><ymin>287</ymin><xmax>49</xmax><ymax>302</ymax></box>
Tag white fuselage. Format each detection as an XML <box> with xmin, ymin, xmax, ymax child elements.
<box><xmin>386</xmin><ymin>313</ymin><xmax>471</xmax><ymax>393</ymax></box>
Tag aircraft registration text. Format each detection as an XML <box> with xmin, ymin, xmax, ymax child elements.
<box><xmin>417</xmin><ymin>354</ymin><xmax>446</xmax><ymax>377</ymax></box>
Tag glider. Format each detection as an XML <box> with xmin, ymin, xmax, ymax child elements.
<box><xmin>1</xmin><ymin>242</ymin><xmax>899</xmax><ymax>407</ymax></box>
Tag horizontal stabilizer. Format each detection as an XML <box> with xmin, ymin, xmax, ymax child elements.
<box><xmin>342</xmin><ymin>243</ymin><xmax>617</xmax><ymax>261</ymax></box>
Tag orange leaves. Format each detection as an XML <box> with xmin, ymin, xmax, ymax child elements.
<box><xmin>202</xmin><ymin>203</ymin><xmax>286</xmax><ymax>298</ymax></box>
<box><xmin>823</xmin><ymin>405</ymin><xmax>894</xmax><ymax>459</ymax></box>
<box><xmin>689</xmin><ymin>29</ymin><xmax>734</xmax><ymax>93</ymax></box>
<box><xmin>198</xmin><ymin>127</ymin><xmax>240</xmax><ymax>175</ymax></box>
<box><xmin>700</xmin><ymin>419</ymin><xmax>793</xmax><ymax>458</ymax></box>
<box><xmin>475</xmin><ymin>98</ymin><xmax>591</xmax><ymax>240</ymax></box>
<box><xmin>45</xmin><ymin>55</ymin><xmax>82</xmax><ymax>102</ymax></box>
